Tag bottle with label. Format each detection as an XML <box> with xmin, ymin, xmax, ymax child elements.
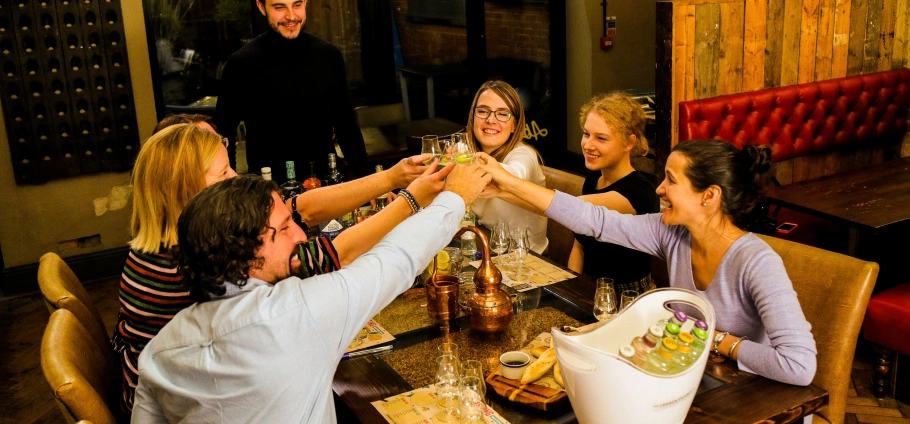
<box><xmin>303</xmin><ymin>161</ymin><xmax>322</xmax><ymax>189</ymax></box>
<box><xmin>374</xmin><ymin>165</ymin><xmax>389</xmax><ymax>211</ymax></box>
<box><xmin>460</xmin><ymin>205</ymin><xmax>477</xmax><ymax>259</ymax></box>
<box><xmin>618</xmin><ymin>345</ymin><xmax>636</xmax><ymax>363</ymax></box>
<box><xmin>261</xmin><ymin>167</ymin><xmax>272</xmax><ymax>181</ymax></box>
<box><xmin>324</xmin><ymin>153</ymin><xmax>343</xmax><ymax>186</ymax></box>
<box><xmin>644</xmin><ymin>337</ymin><xmax>679</xmax><ymax>375</ymax></box>
<box><xmin>663</xmin><ymin>321</ymin><xmax>681</xmax><ymax>340</ymax></box>
<box><xmin>632</xmin><ymin>325</ymin><xmax>664</xmax><ymax>360</ymax></box>
<box><xmin>279</xmin><ymin>161</ymin><xmax>303</xmax><ymax>201</ymax></box>
<box><xmin>689</xmin><ymin>327</ymin><xmax>709</xmax><ymax>364</ymax></box>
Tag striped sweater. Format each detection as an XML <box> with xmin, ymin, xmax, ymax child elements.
<box><xmin>111</xmin><ymin>237</ymin><xmax>339</xmax><ymax>416</ymax></box>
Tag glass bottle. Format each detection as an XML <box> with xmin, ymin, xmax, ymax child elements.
<box><xmin>460</xmin><ymin>205</ymin><xmax>477</xmax><ymax>259</ymax></box>
<box><xmin>279</xmin><ymin>161</ymin><xmax>303</xmax><ymax>201</ymax></box>
<box><xmin>619</xmin><ymin>345</ymin><xmax>636</xmax><ymax>363</ymax></box>
<box><xmin>689</xmin><ymin>327</ymin><xmax>709</xmax><ymax>364</ymax></box>
<box><xmin>374</xmin><ymin>165</ymin><xmax>389</xmax><ymax>211</ymax></box>
<box><xmin>644</xmin><ymin>337</ymin><xmax>679</xmax><ymax>375</ymax></box>
<box><xmin>672</xmin><ymin>332</ymin><xmax>694</xmax><ymax>372</ymax></box>
<box><xmin>663</xmin><ymin>322</ymin><xmax>681</xmax><ymax>340</ymax></box>
<box><xmin>628</xmin><ymin>337</ymin><xmax>649</xmax><ymax>367</ymax></box>
<box><xmin>669</xmin><ymin>310</ymin><xmax>688</xmax><ymax>327</ymax></box>
<box><xmin>324</xmin><ymin>153</ymin><xmax>343</xmax><ymax>186</ymax></box>
<box><xmin>303</xmin><ymin>161</ymin><xmax>322</xmax><ymax>189</ymax></box>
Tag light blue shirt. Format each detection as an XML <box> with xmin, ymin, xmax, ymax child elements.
<box><xmin>131</xmin><ymin>192</ymin><xmax>465</xmax><ymax>423</ymax></box>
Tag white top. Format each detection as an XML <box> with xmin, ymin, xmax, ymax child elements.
<box><xmin>473</xmin><ymin>145</ymin><xmax>548</xmax><ymax>254</ymax></box>
<box><xmin>131</xmin><ymin>193</ymin><xmax>466</xmax><ymax>423</ymax></box>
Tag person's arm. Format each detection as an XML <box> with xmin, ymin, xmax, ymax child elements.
<box><xmin>567</xmin><ymin>239</ymin><xmax>584</xmax><ymax>274</ymax></box>
<box><xmin>214</xmin><ymin>59</ymin><xmax>243</xmax><ymax>170</ymax></box>
<box><xmin>295</xmin><ymin>163</ymin><xmax>490</xmax><ymax>355</ymax></box>
<box><xmin>330</xmin><ymin>161</ymin><xmax>450</xmax><ymax>266</ymax></box>
<box><xmin>131</xmin><ymin>379</ymin><xmax>166</xmax><ymax>423</ymax></box>
<box><xmin>285</xmin><ymin>154</ymin><xmax>430</xmax><ymax>225</ymax></box>
<box><xmin>730</xmin><ymin>251</ymin><xmax>817</xmax><ymax>386</ymax></box>
<box><xmin>328</xmin><ymin>48</ymin><xmax>369</xmax><ymax>177</ymax></box>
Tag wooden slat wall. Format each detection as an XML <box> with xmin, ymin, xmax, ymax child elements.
<box><xmin>656</xmin><ymin>0</ymin><xmax>910</xmax><ymax>185</ymax></box>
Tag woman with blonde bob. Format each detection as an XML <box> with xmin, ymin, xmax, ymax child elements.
<box><xmin>467</xmin><ymin>80</ymin><xmax>548</xmax><ymax>254</ymax></box>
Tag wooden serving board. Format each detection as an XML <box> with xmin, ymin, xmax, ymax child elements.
<box><xmin>485</xmin><ymin>367</ymin><xmax>568</xmax><ymax>411</ymax></box>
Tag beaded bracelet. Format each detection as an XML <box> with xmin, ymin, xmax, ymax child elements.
<box><xmin>291</xmin><ymin>195</ymin><xmax>303</xmax><ymax>224</ymax></box>
<box><xmin>712</xmin><ymin>331</ymin><xmax>729</xmax><ymax>356</ymax></box>
<box><xmin>398</xmin><ymin>189</ymin><xmax>420</xmax><ymax>215</ymax></box>
<box><xmin>728</xmin><ymin>336</ymin><xmax>748</xmax><ymax>357</ymax></box>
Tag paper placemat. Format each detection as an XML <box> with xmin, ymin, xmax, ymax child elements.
<box><xmin>371</xmin><ymin>384</ymin><xmax>511</xmax><ymax>424</ymax></box>
<box><xmin>493</xmin><ymin>332</ymin><xmax>563</xmax><ymax>392</ymax></box>
<box><xmin>346</xmin><ymin>319</ymin><xmax>395</xmax><ymax>353</ymax></box>
<box><xmin>469</xmin><ymin>255</ymin><xmax>576</xmax><ymax>292</ymax></box>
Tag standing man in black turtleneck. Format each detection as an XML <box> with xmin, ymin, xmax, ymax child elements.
<box><xmin>216</xmin><ymin>0</ymin><xmax>369</xmax><ymax>182</ymax></box>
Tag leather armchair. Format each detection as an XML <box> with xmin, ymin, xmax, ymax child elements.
<box><xmin>41</xmin><ymin>308</ymin><xmax>121</xmax><ymax>424</ymax></box>
<box><xmin>38</xmin><ymin>252</ymin><xmax>111</xmax><ymax>352</ymax></box>
<box><xmin>541</xmin><ymin>166</ymin><xmax>584</xmax><ymax>267</ymax></box>
<box><xmin>758</xmin><ymin>235</ymin><xmax>879</xmax><ymax>424</ymax></box>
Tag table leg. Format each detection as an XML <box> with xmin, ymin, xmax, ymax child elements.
<box><xmin>847</xmin><ymin>228</ymin><xmax>860</xmax><ymax>257</ymax></box>
<box><xmin>399</xmin><ymin>73</ymin><xmax>411</xmax><ymax>121</ymax></box>
<box><xmin>427</xmin><ymin>76</ymin><xmax>435</xmax><ymax>119</ymax></box>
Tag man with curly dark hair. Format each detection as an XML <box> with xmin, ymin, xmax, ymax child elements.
<box><xmin>131</xmin><ymin>163</ymin><xmax>491</xmax><ymax>423</ymax></box>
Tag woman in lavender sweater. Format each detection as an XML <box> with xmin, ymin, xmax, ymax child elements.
<box><xmin>476</xmin><ymin>139</ymin><xmax>817</xmax><ymax>386</ymax></box>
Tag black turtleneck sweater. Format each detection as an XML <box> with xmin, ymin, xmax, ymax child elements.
<box><xmin>216</xmin><ymin>30</ymin><xmax>369</xmax><ymax>181</ymax></box>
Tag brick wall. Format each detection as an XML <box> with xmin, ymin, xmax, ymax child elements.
<box><xmin>390</xmin><ymin>1</ymin><xmax>550</xmax><ymax>69</ymax></box>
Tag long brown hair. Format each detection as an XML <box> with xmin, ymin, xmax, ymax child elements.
<box><xmin>579</xmin><ymin>92</ymin><xmax>649</xmax><ymax>157</ymax></box>
<box><xmin>465</xmin><ymin>80</ymin><xmax>535</xmax><ymax>162</ymax></box>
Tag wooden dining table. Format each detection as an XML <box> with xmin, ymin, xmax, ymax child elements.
<box><xmin>765</xmin><ymin>156</ymin><xmax>910</xmax><ymax>257</ymax></box>
<box><xmin>332</xmin><ymin>256</ymin><xmax>828</xmax><ymax>423</ymax></box>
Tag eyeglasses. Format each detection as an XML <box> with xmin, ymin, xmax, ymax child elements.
<box><xmin>221</xmin><ymin>137</ymin><xmax>229</xmax><ymax>148</ymax></box>
<box><xmin>474</xmin><ymin>107</ymin><xmax>513</xmax><ymax>122</ymax></box>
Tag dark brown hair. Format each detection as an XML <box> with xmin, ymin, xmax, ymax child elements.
<box><xmin>672</xmin><ymin>139</ymin><xmax>772</xmax><ymax>229</ymax></box>
<box><xmin>172</xmin><ymin>175</ymin><xmax>279</xmax><ymax>302</ymax></box>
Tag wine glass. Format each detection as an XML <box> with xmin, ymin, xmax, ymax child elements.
<box><xmin>490</xmin><ymin>220</ymin><xmax>510</xmax><ymax>266</ymax></box>
<box><xmin>460</xmin><ymin>376</ymin><xmax>486</xmax><ymax>422</ymax></box>
<box><xmin>434</xmin><ymin>354</ymin><xmax>462</xmax><ymax>422</ymax></box>
<box><xmin>437</xmin><ymin>341</ymin><xmax>459</xmax><ymax>361</ymax></box>
<box><xmin>511</xmin><ymin>226</ymin><xmax>530</xmax><ymax>281</ymax></box>
<box><xmin>421</xmin><ymin>135</ymin><xmax>441</xmax><ymax>165</ymax></box>
<box><xmin>438</xmin><ymin>137</ymin><xmax>454</xmax><ymax>169</ymax></box>
<box><xmin>461</xmin><ymin>360</ymin><xmax>485</xmax><ymax>399</ymax></box>
<box><xmin>620</xmin><ymin>290</ymin><xmax>639</xmax><ymax>310</ymax></box>
<box><xmin>442</xmin><ymin>246</ymin><xmax>463</xmax><ymax>276</ymax></box>
<box><xmin>596</xmin><ymin>277</ymin><xmax>615</xmax><ymax>294</ymax></box>
<box><xmin>451</xmin><ymin>132</ymin><xmax>475</xmax><ymax>165</ymax></box>
<box><xmin>593</xmin><ymin>287</ymin><xmax>617</xmax><ymax>321</ymax></box>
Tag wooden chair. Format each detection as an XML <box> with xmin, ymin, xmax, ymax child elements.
<box><xmin>41</xmin><ymin>308</ymin><xmax>121</xmax><ymax>424</ymax></box>
<box><xmin>758</xmin><ymin>235</ymin><xmax>879</xmax><ymax>424</ymax></box>
<box><xmin>38</xmin><ymin>252</ymin><xmax>111</xmax><ymax>352</ymax></box>
<box><xmin>540</xmin><ymin>166</ymin><xmax>584</xmax><ymax>267</ymax></box>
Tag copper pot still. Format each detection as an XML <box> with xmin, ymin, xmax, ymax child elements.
<box><xmin>425</xmin><ymin>255</ymin><xmax>461</xmax><ymax>321</ymax></box>
<box><xmin>454</xmin><ymin>226</ymin><xmax>514</xmax><ymax>333</ymax></box>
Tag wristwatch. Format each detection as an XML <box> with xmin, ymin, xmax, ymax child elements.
<box><xmin>712</xmin><ymin>331</ymin><xmax>729</xmax><ymax>356</ymax></box>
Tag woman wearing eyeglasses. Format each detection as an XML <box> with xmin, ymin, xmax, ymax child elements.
<box><xmin>467</xmin><ymin>80</ymin><xmax>548</xmax><ymax>254</ymax></box>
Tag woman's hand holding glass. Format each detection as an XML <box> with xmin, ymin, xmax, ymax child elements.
<box><xmin>451</xmin><ymin>133</ymin><xmax>475</xmax><ymax>165</ymax></box>
<box><xmin>421</xmin><ymin>135</ymin><xmax>442</xmax><ymax>166</ymax></box>
<box><xmin>402</xmin><ymin>158</ymin><xmax>452</xmax><ymax>207</ymax></box>
<box><xmin>390</xmin><ymin>153</ymin><xmax>433</xmax><ymax>188</ymax></box>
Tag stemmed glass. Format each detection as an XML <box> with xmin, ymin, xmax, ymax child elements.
<box><xmin>438</xmin><ymin>136</ymin><xmax>454</xmax><ymax>169</ymax></box>
<box><xmin>451</xmin><ymin>132</ymin><xmax>475</xmax><ymax>165</ymax></box>
<box><xmin>460</xmin><ymin>376</ymin><xmax>486</xmax><ymax>423</ymax></box>
<box><xmin>461</xmin><ymin>360</ymin><xmax>485</xmax><ymax>400</ymax></box>
<box><xmin>434</xmin><ymin>354</ymin><xmax>462</xmax><ymax>422</ymax></box>
<box><xmin>511</xmin><ymin>226</ymin><xmax>530</xmax><ymax>281</ymax></box>
<box><xmin>490</xmin><ymin>220</ymin><xmax>510</xmax><ymax>267</ymax></box>
<box><xmin>620</xmin><ymin>290</ymin><xmax>639</xmax><ymax>310</ymax></box>
<box><xmin>593</xmin><ymin>280</ymin><xmax>617</xmax><ymax>322</ymax></box>
<box><xmin>421</xmin><ymin>135</ymin><xmax>441</xmax><ymax>166</ymax></box>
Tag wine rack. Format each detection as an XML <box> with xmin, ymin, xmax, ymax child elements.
<box><xmin>0</xmin><ymin>0</ymin><xmax>138</xmax><ymax>184</ymax></box>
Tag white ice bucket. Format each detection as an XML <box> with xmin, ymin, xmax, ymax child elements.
<box><xmin>551</xmin><ymin>288</ymin><xmax>716</xmax><ymax>424</ymax></box>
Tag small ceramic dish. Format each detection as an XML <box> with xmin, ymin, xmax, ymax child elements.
<box><xmin>499</xmin><ymin>351</ymin><xmax>531</xmax><ymax>380</ymax></box>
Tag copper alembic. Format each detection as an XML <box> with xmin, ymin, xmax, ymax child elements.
<box><xmin>454</xmin><ymin>226</ymin><xmax>514</xmax><ymax>333</ymax></box>
<box><xmin>425</xmin><ymin>253</ymin><xmax>461</xmax><ymax>321</ymax></box>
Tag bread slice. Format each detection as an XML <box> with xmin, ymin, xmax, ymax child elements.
<box><xmin>530</xmin><ymin>346</ymin><xmax>549</xmax><ymax>358</ymax></box>
<box><xmin>553</xmin><ymin>361</ymin><xmax>564</xmax><ymax>387</ymax></box>
<box><xmin>521</xmin><ymin>347</ymin><xmax>557</xmax><ymax>384</ymax></box>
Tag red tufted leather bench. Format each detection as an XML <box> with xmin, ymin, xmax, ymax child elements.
<box><xmin>863</xmin><ymin>283</ymin><xmax>910</xmax><ymax>398</ymax></box>
<box><xmin>678</xmin><ymin>68</ymin><xmax>910</xmax><ymax>248</ymax></box>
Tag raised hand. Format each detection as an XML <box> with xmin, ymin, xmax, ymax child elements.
<box><xmin>404</xmin><ymin>158</ymin><xmax>450</xmax><ymax>207</ymax></box>
<box><xmin>474</xmin><ymin>152</ymin><xmax>516</xmax><ymax>185</ymax></box>
<box><xmin>444</xmin><ymin>162</ymin><xmax>491</xmax><ymax>206</ymax></box>
<box><xmin>390</xmin><ymin>154</ymin><xmax>432</xmax><ymax>188</ymax></box>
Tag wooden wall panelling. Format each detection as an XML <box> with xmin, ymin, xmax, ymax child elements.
<box><xmin>657</xmin><ymin>2</ymin><xmax>674</xmax><ymax>182</ymax></box>
<box><xmin>862</xmin><ymin>0</ymin><xmax>882</xmax><ymax>73</ymax></box>
<box><xmin>823</xmin><ymin>150</ymin><xmax>840</xmax><ymax>175</ymax></box>
<box><xmin>669</xmin><ymin>3</ymin><xmax>687</xmax><ymax>150</ymax></box>
<box><xmin>780</xmin><ymin>0</ymin><xmax>802</xmax><ymax>86</ymax></box>
<box><xmin>694</xmin><ymin>3</ymin><xmax>720</xmax><ymax>100</ymax></box>
<box><xmin>742</xmin><ymin>0</ymin><xmax>767</xmax><ymax>91</ymax></box>
<box><xmin>717</xmin><ymin>1</ymin><xmax>744</xmax><ymax>96</ymax></box>
<box><xmin>831</xmin><ymin>0</ymin><xmax>852</xmax><ymax>77</ymax></box>
<box><xmin>685</xmin><ymin>5</ymin><xmax>696</xmax><ymax>101</ymax></box>
<box><xmin>816</xmin><ymin>0</ymin><xmax>836</xmax><ymax>81</ymax></box>
<box><xmin>798</xmin><ymin>0</ymin><xmax>820</xmax><ymax>83</ymax></box>
<box><xmin>775</xmin><ymin>159</ymin><xmax>794</xmax><ymax>185</ymax></box>
<box><xmin>764</xmin><ymin>0</ymin><xmax>784</xmax><ymax>87</ymax></box>
<box><xmin>894</xmin><ymin>0</ymin><xmax>909</xmax><ymax>67</ymax></box>
<box><xmin>879</xmin><ymin>0</ymin><xmax>896</xmax><ymax>70</ymax></box>
<box><xmin>847</xmin><ymin>0</ymin><xmax>867</xmax><ymax>75</ymax></box>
